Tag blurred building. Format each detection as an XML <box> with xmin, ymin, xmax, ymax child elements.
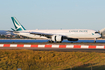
<box><xmin>0</xmin><ymin>30</ymin><xmax>30</xmax><ymax>39</ymax></box>
<box><xmin>0</xmin><ymin>30</ymin><xmax>15</xmax><ymax>38</ymax></box>
<box><xmin>0</xmin><ymin>30</ymin><xmax>14</xmax><ymax>35</ymax></box>
<box><xmin>99</xmin><ymin>28</ymin><xmax>105</xmax><ymax>38</ymax></box>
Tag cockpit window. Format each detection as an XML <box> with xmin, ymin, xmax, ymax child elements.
<box><xmin>95</xmin><ymin>32</ymin><xmax>99</xmax><ymax>33</ymax></box>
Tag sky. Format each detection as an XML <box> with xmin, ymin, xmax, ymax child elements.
<box><xmin>0</xmin><ymin>0</ymin><xmax>105</xmax><ymax>31</ymax></box>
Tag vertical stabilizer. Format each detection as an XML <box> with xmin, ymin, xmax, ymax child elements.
<box><xmin>11</xmin><ymin>17</ymin><xmax>26</xmax><ymax>31</ymax></box>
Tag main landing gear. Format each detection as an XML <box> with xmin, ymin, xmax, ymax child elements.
<box><xmin>48</xmin><ymin>40</ymin><xmax>54</xmax><ymax>43</ymax></box>
<box><xmin>48</xmin><ymin>40</ymin><xmax>62</xmax><ymax>43</ymax></box>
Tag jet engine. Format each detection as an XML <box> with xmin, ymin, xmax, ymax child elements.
<box><xmin>51</xmin><ymin>35</ymin><xmax>63</xmax><ymax>43</ymax></box>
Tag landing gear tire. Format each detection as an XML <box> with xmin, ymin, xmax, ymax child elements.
<box><xmin>48</xmin><ymin>41</ymin><xmax>54</xmax><ymax>43</ymax></box>
<box><xmin>56</xmin><ymin>41</ymin><xmax>62</xmax><ymax>43</ymax></box>
<box><xmin>48</xmin><ymin>41</ymin><xmax>62</xmax><ymax>43</ymax></box>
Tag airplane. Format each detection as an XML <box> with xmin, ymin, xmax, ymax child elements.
<box><xmin>11</xmin><ymin>17</ymin><xmax>101</xmax><ymax>43</ymax></box>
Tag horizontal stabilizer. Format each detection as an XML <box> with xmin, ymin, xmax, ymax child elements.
<box><xmin>11</xmin><ymin>28</ymin><xmax>16</xmax><ymax>31</ymax></box>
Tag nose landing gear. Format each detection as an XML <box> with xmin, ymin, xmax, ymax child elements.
<box><xmin>94</xmin><ymin>38</ymin><xmax>96</xmax><ymax>43</ymax></box>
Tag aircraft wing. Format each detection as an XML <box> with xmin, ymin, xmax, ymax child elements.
<box><xmin>30</xmin><ymin>32</ymin><xmax>67</xmax><ymax>39</ymax></box>
<box><xmin>30</xmin><ymin>32</ymin><xmax>54</xmax><ymax>38</ymax></box>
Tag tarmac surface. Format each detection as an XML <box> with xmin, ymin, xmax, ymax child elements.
<box><xmin>0</xmin><ymin>47</ymin><xmax>105</xmax><ymax>52</ymax></box>
<box><xmin>0</xmin><ymin>42</ymin><xmax>105</xmax><ymax>52</ymax></box>
<box><xmin>0</xmin><ymin>39</ymin><xmax>105</xmax><ymax>52</ymax></box>
<box><xmin>1</xmin><ymin>42</ymin><xmax>105</xmax><ymax>45</ymax></box>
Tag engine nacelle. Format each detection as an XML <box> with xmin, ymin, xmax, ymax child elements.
<box><xmin>68</xmin><ymin>38</ymin><xmax>78</xmax><ymax>41</ymax></box>
<box><xmin>51</xmin><ymin>35</ymin><xmax>63</xmax><ymax>42</ymax></box>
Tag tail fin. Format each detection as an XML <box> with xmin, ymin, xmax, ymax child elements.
<box><xmin>11</xmin><ymin>17</ymin><xmax>26</xmax><ymax>31</ymax></box>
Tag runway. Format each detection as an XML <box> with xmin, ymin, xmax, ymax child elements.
<box><xmin>0</xmin><ymin>43</ymin><xmax>105</xmax><ymax>52</ymax></box>
<box><xmin>0</xmin><ymin>47</ymin><xmax>105</xmax><ymax>52</ymax></box>
<box><xmin>0</xmin><ymin>39</ymin><xmax>105</xmax><ymax>52</ymax></box>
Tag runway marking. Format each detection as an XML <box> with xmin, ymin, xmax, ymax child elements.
<box><xmin>31</xmin><ymin>45</ymin><xmax>38</xmax><ymax>47</ymax></box>
<box><xmin>4</xmin><ymin>44</ymin><xmax>10</xmax><ymax>47</ymax></box>
<box><xmin>81</xmin><ymin>45</ymin><xmax>89</xmax><ymax>48</ymax></box>
<box><xmin>17</xmin><ymin>44</ymin><xmax>24</xmax><ymax>47</ymax></box>
<box><xmin>45</xmin><ymin>45</ymin><xmax>52</xmax><ymax>48</ymax></box>
<box><xmin>0</xmin><ymin>44</ymin><xmax>105</xmax><ymax>49</ymax></box>
<box><xmin>0</xmin><ymin>44</ymin><xmax>4</xmax><ymax>47</ymax></box>
<box><xmin>52</xmin><ymin>45</ymin><xmax>59</xmax><ymax>48</ymax></box>
<box><xmin>38</xmin><ymin>45</ymin><xmax>45</xmax><ymax>48</ymax></box>
<box><xmin>89</xmin><ymin>45</ymin><xmax>96</xmax><ymax>48</ymax></box>
<box><xmin>96</xmin><ymin>46</ymin><xmax>104</xmax><ymax>49</ymax></box>
<box><xmin>24</xmin><ymin>44</ymin><xmax>31</xmax><ymax>47</ymax></box>
<box><xmin>59</xmin><ymin>45</ymin><xmax>66</xmax><ymax>48</ymax></box>
<box><xmin>74</xmin><ymin>45</ymin><xmax>81</xmax><ymax>48</ymax></box>
<box><xmin>10</xmin><ymin>44</ymin><xmax>17</xmax><ymax>47</ymax></box>
<box><xmin>66</xmin><ymin>45</ymin><xmax>74</xmax><ymax>48</ymax></box>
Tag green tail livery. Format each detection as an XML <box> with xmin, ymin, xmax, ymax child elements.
<box><xmin>11</xmin><ymin>17</ymin><xmax>26</xmax><ymax>31</ymax></box>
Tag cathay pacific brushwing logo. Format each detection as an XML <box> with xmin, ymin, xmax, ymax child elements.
<box><xmin>12</xmin><ymin>17</ymin><xmax>25</xmax><ymax>31</ymax></box>
<box><xmin>14</xmin><ymin>20</ymin><xmax>22</xmax><ymax>30</ymax></box>
<box><xmin>92</xmin><ymin>33</ymin><xmax>94</xmax><ymax>35</ymax></box>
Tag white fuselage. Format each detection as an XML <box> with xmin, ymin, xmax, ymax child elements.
<box><xmin>14</xmin><ymin>29</ymin><xmax>101</xmax><ymax>39</ymax></box>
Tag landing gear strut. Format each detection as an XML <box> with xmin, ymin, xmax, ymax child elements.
<box><xmin>48</xmin><ymin>40</ymin><xmax>62</xmax><ymax>43</ymax></box>
<box><xmin>48</xmin><ymin>40</ymin><xmax>54</xmax><ymax>43</ymax></box>
<box><xmin>56</xmin><ymin>41</ymin><xmax>62</xmax><ymax>43</ymax></box>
